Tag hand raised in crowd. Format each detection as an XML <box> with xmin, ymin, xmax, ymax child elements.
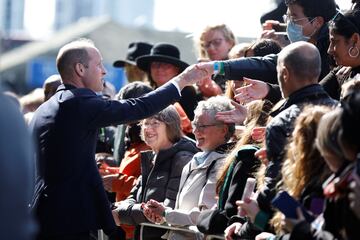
<box><xmin>224</xmin><ymin>222</ymin><xmax>243</xmax><ymax>240</ymax></box>
<box><xmin>175</xmin><ymin>64</ymin><xmax>212</xmax><ymax>89</ymax></box>
<box><xmin>102</xmin><ymin>174</ymin><xmax>118</xmax><ymax>192</ymax></box>
<box><xmin>234</xmin><ymin>78</ymin><xmax>270</xmax><ymax>104</ymax></box>
<box><xmin>251</xmin><ymin>127</ymin><xmax>266</xmax><ymax>142</ymax></box>
<box><xmin>236</xmin><ymin>197</ymin><xmax>260</xmax><ymax>223</ymax></box>
<box><xmin>196</xmin><ymin>76</ymin><xmax>223</xmax><ymax>97</ymax></box>
<box><xmin>215</xmin><ymin>100</ymin><xmax>247</xmax><ymax>124</ymax></box>
<box><xmin>349</xmin><ymin>173</ymin><xmax>360</xmax><ymax>219</ymax></box>
<box><xmin>142</xmin><ymin>199</ymin><xmax>166</xmax><ymax>224</ymax></box>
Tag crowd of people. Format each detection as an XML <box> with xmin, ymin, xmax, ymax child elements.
<box><xmin>2</xmin><ymin>0</ymin><xmax>360</xmax><ymax>240</ymax></box>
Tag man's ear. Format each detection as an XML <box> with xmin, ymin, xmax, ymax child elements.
<box><xmin>75</xmin><ymin>63</ymin><xmax>85</xmax><ymax>77</ymax></box>
<box><xmin>282</xmin><ymin>66</ymin><xmax>290</xmax><ymax>83</ymax></box>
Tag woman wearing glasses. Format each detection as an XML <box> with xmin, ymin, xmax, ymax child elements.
<box><xmin>195</xmin><ymin>24</ymin><xmax>237</xmax><ymax>94</ymax></box>
<box><xmin>112</xmin><ymin>106</ymin><xmax>199</xmax><ymax>240</ymax></box>
<box><xmin>142</xmin><ymin>96</ymin><xmax>236</xmax><ymax>239</ymax></box>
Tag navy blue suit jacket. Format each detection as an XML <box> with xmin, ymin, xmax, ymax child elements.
<box><xmin>30</xmin><ymin>82</ymin><xmax>180</xmax><ymax>236</ymax></box>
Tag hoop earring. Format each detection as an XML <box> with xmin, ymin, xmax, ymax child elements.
<box><xmin>348</xmin><ymin>46</ymin><xmax>359</xmax><ymax>58</ymax></box>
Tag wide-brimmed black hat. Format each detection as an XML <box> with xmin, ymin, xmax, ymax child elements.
<box><xmin>136</xmin><ymin>43</ymin><xmax>189</xmax><ymax>72</ymax></box>
<box><xmin>113</xmin><ymin>41</ymin><xmax>153</xmax><ymax>68</ymax></box>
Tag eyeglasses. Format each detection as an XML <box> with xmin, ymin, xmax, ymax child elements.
<box><xmin>142</xmin><ymin>120</ymin><xmax>162</xmax><ymax>129</ymax></box>
<box><xmin>202</xmin><ymin>38</ymin><xmax>225</xmax><ymax>49</ymax></box>
<box><xmin>283</xmin><ymin>14</ymin><xmax>314</xmax><ymax>24</ymax></box>
<box><xmin>191</xmin><ymin>122</ymin><xmax>223</xmax><ymax>131</ymax></box>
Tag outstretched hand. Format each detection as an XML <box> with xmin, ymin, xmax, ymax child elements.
<box><xmin>142</xmin><ymin>200</ymin><xmax>166</xmax><ymax>224</ymax></box>
<box><xmin>215</xmin><ymin>100</ymin><xmax>247</xmax><ymax>124</ymax></box>
<box><xmin>234</xmin><ymin>78</ymin><xmax>269</xmax><ymax>104</ymax></box>
<box><xmin>175</xmin><ymin>64</ymin><xmax>212</xmax><ymax>89</ymax></box>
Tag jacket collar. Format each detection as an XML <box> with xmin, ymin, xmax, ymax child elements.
<box><xmin>271</xmin><ymin>84</ymin><xmax>328</xmax><ymax>116</ymax></box>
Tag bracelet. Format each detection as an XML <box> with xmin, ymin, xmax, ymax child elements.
<box><xmin>213</xmin><ymin>62</ymin><xmax>225</xmax><ymax>75</ymax></box>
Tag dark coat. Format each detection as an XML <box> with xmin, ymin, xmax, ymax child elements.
<box><xmin>30</xmin><ymin>82</ymin><xmax>181</xmax><ymax>237</ymax></box>
<box><xmin>116</xmin><ymin>137</ymin><xmax>199</xmax><ymax>240</ymax></box>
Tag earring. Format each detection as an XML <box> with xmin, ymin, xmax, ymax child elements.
<box><xmin>348</xmin><ymin>46</ymin><xmax>359</xmax><ymax>58</ymax></box>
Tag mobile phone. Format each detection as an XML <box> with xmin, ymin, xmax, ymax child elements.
<box><xmin>238</xmin><ymin>178</ymin><xmax>256</xmax><ymax>217</ymax></box>
<box><xmin>274</xmin><ymin>32</ymin><xmax>289</xmax><ymax>42</ymax></box>
<box><xmin>272</xmin><ymin>23</ymin><xmax>287</xmax><ymax>32</ymax></box>
<box><xmin>271</xmin><ymin>191</ymin><xmax>315</xmax><ymax>222</ymax></box>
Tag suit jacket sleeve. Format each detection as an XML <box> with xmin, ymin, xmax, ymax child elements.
<box><xmin>85</xmin><ymin>82</ymin><xmax>181</xmax><ymax>128</ymax></box>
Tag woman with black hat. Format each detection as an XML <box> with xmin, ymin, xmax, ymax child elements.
<box><xmin>136</xmin><ymin>43</ymin><xmax>200</xmax><ymax>121</ymax></box>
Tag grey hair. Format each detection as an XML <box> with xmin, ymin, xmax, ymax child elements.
<box><xmin>140</xmin><ymin>105</ymin><xmax>182</xmax><ymax>143</ymax></box>
<box><xmin>194</xmin><ymin>96</ymin><xmax>235</xmax><ymax>141</ymax></box>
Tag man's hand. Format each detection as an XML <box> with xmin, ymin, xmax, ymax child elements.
<box><xmin>234</xmin><ymin>78</ymin><xmax>270</xmax><ymax>104</ymax></box>
<box><xmin>102</xmin><ymin>174</ymin><xmax>118</xmax><ymax>192</ymax></box>
<box><xmin>255</xmin><ymin>147</ymin><xmax>268</xmax><ymax>165</ymax></box>
<box><xmin>224</xmin><ymin>222</ymin><xmax>242</xmax><ymax>240</ymax></box>
<box><xmin>175</xmin><ymin>64</ymin><xmax>212</xmax><ymax>90</ymax></box>
<box><xmin>215</xmin><ymin>100</ymin><xmax>247</xmax><ymax>124</ymax></box>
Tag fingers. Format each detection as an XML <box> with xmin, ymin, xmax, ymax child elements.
<box><xmin>112</xmin><ymin>210</ymin><xmax>121</xmax><ymax>226</ymax></box>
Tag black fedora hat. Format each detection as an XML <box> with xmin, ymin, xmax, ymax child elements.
<box><xmin>113</xmin><ymin>41</ymin><xmax>153</xmax><ymax>68</ymax></box>
<box><xmin>136</xmin><ymin>43</ymin><xmax>189</xmax><ymax>72</ymax></box>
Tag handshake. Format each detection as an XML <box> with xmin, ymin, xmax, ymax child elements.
<box><xmin>175</xmin><ymin>62</ymin><xmax>215</xmax><ymax>90</ymax></box>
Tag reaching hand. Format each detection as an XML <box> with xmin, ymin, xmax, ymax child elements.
<box><xmin>255</xmin><ymin>232</ymin><xmax>276</xmax><ymax>240</ymax></box>
<box><xmin>215</xmin><ymin>100</ymin><xmax>247</xmax><ymax>124</ymax></box>
<box><xmin>234</xmin><ymin>78</ymin><xmax>270</xmax><ymax>104</ymax></box>
<box><xmin>175</xmin><ymin>64</ymin><xmax>212</xmax><ymax>90</ymax></box>
<box><xmin>224</xmin><ymin>222</ymin><xmax>242</xmax><ymax>240</ymax></box>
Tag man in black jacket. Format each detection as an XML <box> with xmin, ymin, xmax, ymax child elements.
<box><xmin>29</xmin><ymin>38</ymin><xmax>206</xmax><ymax>240</ymax></box>
<box><xmin>216</xmin><ymin>41</ymin><xmax>337</xmax><ymax>239</ymax></box>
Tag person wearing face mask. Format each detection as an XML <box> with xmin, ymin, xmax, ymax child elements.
<box><xmin>196</xmin><ymin>0</ymin><xmax>336</xmax><ymax>105</ymax></box>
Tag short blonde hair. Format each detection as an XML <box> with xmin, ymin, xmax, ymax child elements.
<box><xmin>196</xmin><ymin>24</ymin><xmax>236</xmax><ymax>59</ymax></box>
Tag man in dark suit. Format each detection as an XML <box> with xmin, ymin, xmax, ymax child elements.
<box><xmin>29</xmin><ymin>38</ymin><xmax>207</xmax><ymax>240</ymax></box>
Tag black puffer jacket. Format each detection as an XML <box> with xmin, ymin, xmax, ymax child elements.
<box><xmin>116</xmin><ymin>137</ymin><xmax>199</xmax><ymax>240</ymax></box>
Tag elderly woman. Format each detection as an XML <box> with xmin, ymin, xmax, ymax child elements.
<box><xmin>143</xmin><ymin>96</ymin><xmax>235</xmax><ymax>239</ymax></box>
<box><xmin>112</xmin><ymin>106</ymin><xmax>199</xmax><ymax>240</ymax></box>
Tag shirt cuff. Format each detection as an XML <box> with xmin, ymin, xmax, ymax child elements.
<box><xmin>170</xmin><ymin>79</ymin><xmax>182</xmax><ymax>96</ymax></box>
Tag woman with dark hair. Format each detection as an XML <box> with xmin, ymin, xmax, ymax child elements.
<box><xmin>321</xmin><ymin>8</ymin><xmax>360</xmax><ymax>99</ymax></box>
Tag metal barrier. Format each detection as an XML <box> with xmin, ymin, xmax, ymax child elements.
<box><xmin>97</xmin><ymin>223</ymin><xmax>225</xmax><ymax>240</ymax></box>
<box><xmin>139</xmin><ymin>222</ymin><xmax>225</xmax><ymax>240</ymax></box>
